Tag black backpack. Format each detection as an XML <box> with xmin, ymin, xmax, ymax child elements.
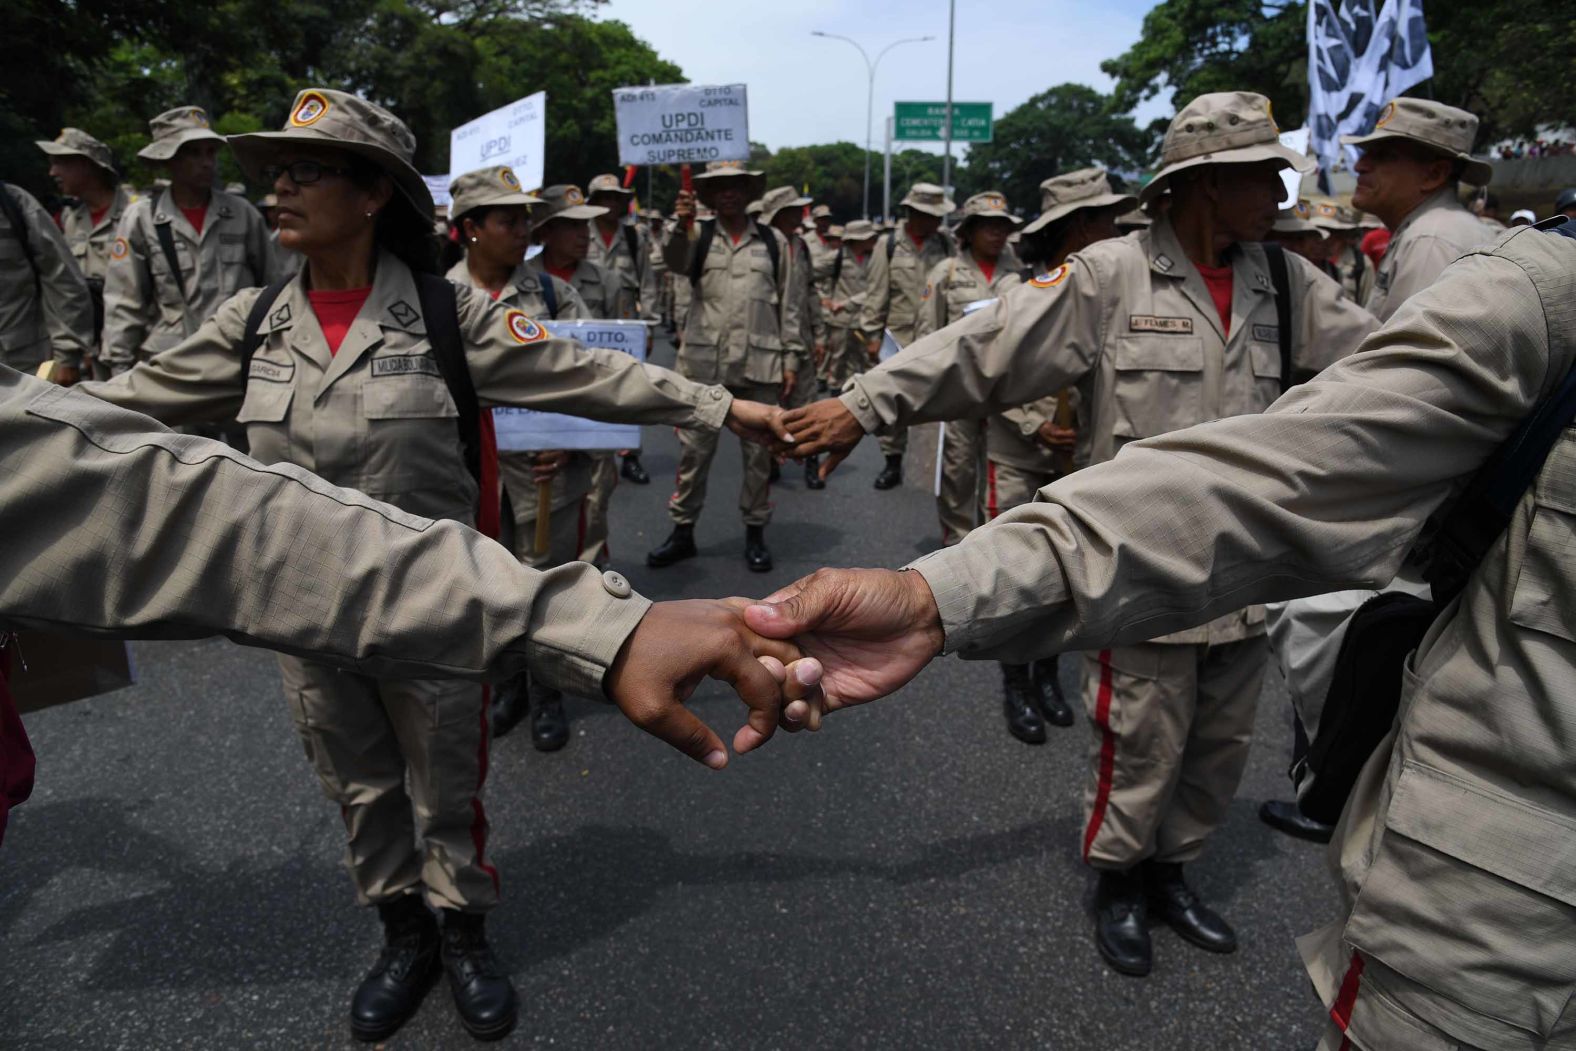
<box><xmin>1291</xmin><ymin>218</ymin><xmax>1576</xmax><ymax>823</ymax></box>
<box><xmin>239</xmin><ymin>271</ymin><xmax>482</xmax><ymax>485</ymax></box>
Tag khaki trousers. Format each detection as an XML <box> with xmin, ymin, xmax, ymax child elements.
<box><xmin>498</xmin><ymin>450</ymin><xmax>591</xmax><ymax>570</ymax></box>
<box><xmin>580</xmin><ymin>453</ymin><xmax>618</xmax><ymax>567</ymax></box>
<box><xmin>824</xmin><ymin>327</ymin><xmax>866</xmax><ymax>390</ymax></box>
<box><xmin>1079</xmin><ymin>638</ymin><xmax>1266</xmax><ymax>869</ymax></box>
<box><xmin>937</xmin><ymin>418</ymin><xmax>984</xmax><ymax>545</ymax></box>
<box><xmin>985</xmin><ymin>460</ymin><xmax>1054</xmax><ymax>518</ymax></box>
<box><xmin>667</xmin><ymin>381</ymin><xmax>776</xmax><ymax>527</ymax></box>
<box><xmin>278</xmin><ymin>654</ymin><xmax>498</xmax><ymax>912</ymax></box>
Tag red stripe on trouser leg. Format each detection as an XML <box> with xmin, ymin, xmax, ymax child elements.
<box><xmin>986</xmin><ymin>461</ymin><xmax>999</xmax><ymax>519</ymax></box>
<box><xmin>470</xmin><ymin>686</ymin><xmax>499</xmax><ymax>894</ymax></box>
<box><xmin>1330</xmin><ymin>951</ymin><xmax>1365</xmax><ymax>1034</ymax></box>
<box><xmin>1082</xmin><ymin>649</ymin><xmax>1117</xmax><ymax>862</ymax></box>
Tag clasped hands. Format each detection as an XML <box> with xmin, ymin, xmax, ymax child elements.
<box><xmin>605</xmin><ymin>568</ymin><xmax>945</xmax><ymax>769</ymax></box>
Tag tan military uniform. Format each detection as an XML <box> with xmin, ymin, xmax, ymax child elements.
<box><xmin>589</xmin><ymin>220</ymin><xmax>660</xmax><ymax>321</ymax></box>
<box><xmin>916</xmin><ymin>251</ymin><xmax>1023</xmax><ymax>544</ymax></box>
<box><xmin>1365</xmin><ymin>188</ymin><xmax>1496</xmax><ymax>321</ymax></box>
<box><xmin>785</xmin><ymin>232</ymin><xmax>826</xmax><ymax>410</ymax></box>
<box><xmin>662</xmin><ymin>218</ymin><xmax>802</xmax><ymax>526</ymax></box>
<box><xmin>101</xmin><ymin>187</ymin><xmax>278</xmax><ymax>371</ymax></box>
<box><xmin>902</xmin><ymin>224</ymin><xmax>1576</xmax><ymax>1051</ymax></box>
<box><xmin>445</xmin><ymin>257</ymin><xmax>592</xmax><ymax>568</ymax></box>
<box><xmin>857</xmin><ymin>221</ymin><xmax>954</xmax><ymax>457</ymax></box>
<box><xmin>822</xmin><ymin>234</ymin><xmax>876</xmax><ymax>390</ymax></box>
<box><xmin>59</xmin><ymin>185</ymin><xmax>136</xmax><ymax>285</ymax></box>
<box><xmin>843</xmin><ymin>214</ymin><xmax>1377</xmax><ymax>867</ymax></box>
<box><xmin>81</xmin><ymin>251</ymin><xmax>732</xmax><ymax>909</ymax></box>
<box><xmin>0</xmin><ymin>184</ymin><xmax>94</xmax><ymax>372</ymax></box>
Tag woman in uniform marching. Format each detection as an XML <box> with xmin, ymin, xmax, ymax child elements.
<box><xmin>80</xmin><ymin>88</ymin><xmax>779</xmax><ymax>1044</ymax></box>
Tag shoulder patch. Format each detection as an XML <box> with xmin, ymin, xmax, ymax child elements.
<box><xmin>1029</xmin><ymin>263</ymin><xmax>1070</xmax><ymax>289</ymax></box>
<box><xmin>1129</xmin><ymin>315</ymin><xmax>1194</xmax><ymax>334</ymax></box>
<box><xmin>387</xmin><ymin>300</ymin><xmax>420</xmax><ymax>328</ymax></box>
<box><xmin>110</xmin><ymin>237</ymin><xmax>130</xmax><ymax>261</ymax></box>
<box><xmin>269</xmin><ymin>303</ymin><xmax>293</xmax><ymax>329</ymax></box>
<box><xmin>1153</xmin><ymin>254</ymin><xmax>1176</xmax><ymax>274</ymax></box>
<box><xmin>504</xmin><ymin>309</ymin><xmax>546</xmax><ymax>344</ymax></box>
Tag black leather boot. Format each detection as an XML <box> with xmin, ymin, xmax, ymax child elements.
<box><xmin>647</xmin><ymin>523</ymin><xmax>697</xmax><ymax>567</ymax></box>
<box><xmin>489</xmin><ymin>672</ymin><xmax>529</xmax><ymax>740</ymax></box>
<box><xmin>350</xmin><ymin>895</ymin><xmax>440</xmax><ymax>1041</ymax></box>
<box><xmin>1094</xmin><ymin>868</ymin><xmax>1151</xmax><ymax>976</ymax></box>
<box><xmin>873</xmin><ymin>454</ymin><xmax>903</xmax><ymax>490</ymax></box>
<box><xmin>1002</xmin><ymin>663</ymin><xmax>1046</xmax><ymax>744</ymax></box>
<box><xmin>530</xmin><ymin>684</ymin><xmax>569</xmax><ymax>753</ymax></box>
<box><xmin>1031</xmin><ymin>656</ymin><xmax>1075</xmax><ymax>727</ymax></box>
<box><xmin>804</xmin><ymin>455</ymin><xmax>825</xmax><ymax>490</ymax></box>
<box><xmin>440</xmin><ymin>912</ymin><xmax>518</xmax><ymax>1041</ymax></box>
<box><xmin>1143</xmin><ymin>860</ymin><xmax>1237</xmax><ymax>954</ymax></box>
<box><xmin>620</xmin><ymin>452</ymin><xmax>650</xmax><ymax>484</ymax></box>
<box><xmin>745</xmin><ymin>525</ymin><xmax>772</xmax><ymax>573</ymax></box>
<box><xmin>1258</xmin><ymin>800</ymin><xmax>1334</xmax><ymax>843</ymax></box>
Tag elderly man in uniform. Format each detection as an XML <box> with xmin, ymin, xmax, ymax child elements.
<box><xmin>1347</xmin><ymin>97</ymin><xmax>1496</xmax><ymax>321</ymax></box>
<box><xmin>648</xmin><ymin>160</ymin><xmax>802</xmax><ymax>573</ymax></box>
<box><xmin>36</xmin><ymin>128</ymin><xmax>136</xmax><ymax>377</ymax></box>
<box><xmin>101</xmin><ymin>106</ymin><xmax>279</xmax><ymax>374</ymax></box>
<box><xmin>0</xmin><ymin>181</ymin><xmax>94</xmax><ymax>385</ymax></box>
<box><xmin>760</xmin><ymin>184</ymin><xmax>827</xmax><ymax>489</ymax></box>
<box><xmin>858</xmin><ymin>182</ymin><xmax>955</xmax><ymax>490</ymax></box>
<box><xmin>780</xmin><ymin>92</ymin><xmax>1378</xmax><ymax>976</ymax></box>
<box><xmin>752</xmin><ymin>218</ymin><xmax>1576</xmax><ymax>1051</ymax></box>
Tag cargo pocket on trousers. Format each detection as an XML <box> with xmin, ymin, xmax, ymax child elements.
<box><xmin>1343</xmin><ymin>758</ymin><xmax>1576</xmax><ymax>1038</ymax></box>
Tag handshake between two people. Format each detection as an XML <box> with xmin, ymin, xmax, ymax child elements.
<box><xmin>603</xmin><ymin>568</ymin><xmax>946</xmax><ymax>769</ymax></box>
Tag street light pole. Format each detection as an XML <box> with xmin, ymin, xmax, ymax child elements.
<box><xmin>812</xmin><ymin>30</ymin><xmax>934</xmax><ymax>219</ymax></box>
<box><xmin>941</xmin><ymin>0</ymin><xmax>956</xmax><ymax>197</ymax></box>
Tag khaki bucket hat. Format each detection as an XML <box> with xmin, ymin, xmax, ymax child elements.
<box><xmin>1307</xmin><ymin>196</ymin><xmax>1361</xmax><ymax>232</ymax></box>
<box><xmin>533</xmin><ymin>184</ymin><xmax>607</xmax><ymax>227</ymax></box>
<box><xmin>956</xmin><ymin>191</ymin><xmax>1021</xmax><ymax>231</ymax></box>
<box><xmin>1115</xmin><ymin>207</ymin><xmax>1152</xmax><ymax>230</ymax></box>
<box><xmin>826</xmin><ymin>224</ymin><xmax>845</xmax><ymax>238</ymax></box>
<box><xmin>760</xmin><ymin>185</ymin><xmax>811</xmax><ymax>223</ymax></box>
<box><xmin>1139</xmin><ymin>92</ymin><xmax>1312</xmax><ymax>207</ymax></box>
<box><xmin>693</xmin><ymin>160</ymin><xmax>766</xmax><ymax>204</ymax></box>
<box><xmin>1272</xmin><ymin>203</ymin><xmax>1327</xmax><ymax>237</ymax></box>
<box><xmin>228</xmin><ymin>88</ymin><xmax>433</xmax><ymax>218</ymax></box>
<box><xmin>811</xmin><ymin>204</ymin><xmax>832</xmax><ymax>219</ymax></box>
<box><xmin>587</xmin><ymin>173</ymin><xmax>634</xmax><ymax>201</ymax></box>
<box><xmin>449</xmin><ymin>165</ymin><xmax>543</xmax><ymax>218</ymax></box>
<box><xmin>899</xmin><ymin>182</ymin><xmax>955</xmax><ymax>217</ymax></box>
<box><xmin>842</xmin><ymin>219</ymin><xmax>878</xmax><ymax>242</ymax></box>
<box><xmin>36</xmin><ymin>128</ymin><xmax>116</xmax><ymax>175</ymax></box>
<box><xmin>1341</xmin><ymin>97</ymin><xmax>1492</xmax><ymax>186</ymax></box>
<box><xmin>745</xmin><ymin>200</ymin><xmax>763</xmax><ymax>216</ymax></box>
<box><xmin>1023</xmin><ymin>168</ymin><xmax>1137</xmax><ymax>235</ymax></box>
<box><xmin>137</xmin><ymin>107</ymin><xmax>226</xmax><ymax>162</ymax></box>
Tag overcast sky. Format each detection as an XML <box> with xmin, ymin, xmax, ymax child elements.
<box><xmin>594</xmin><ymin>0</ymin><xmax>1169</xmax><ymax>157</ymax></box>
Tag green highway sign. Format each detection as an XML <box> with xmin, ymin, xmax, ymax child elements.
<box><xmin>893</xmin><ymin>101</ymin><xmax>993</xmax><ymax>143</ymax></box>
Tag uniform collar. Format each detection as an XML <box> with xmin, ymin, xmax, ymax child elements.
<box><xmin>152</xmin><ymin>187</ymin><xmax>236</xmax><ymax>241</ymax></box>
<box><xmin>1141</xmin><ymin>217</ymin><xmax>1272</xmax><ymax>344</ymax></box>
<box><xmin>1390</xmin><ymin>187</ymin><xmax>1462</xmax><ymax>239</ymax></box>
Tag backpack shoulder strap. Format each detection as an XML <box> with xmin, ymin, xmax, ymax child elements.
<box><xmin>756</xmin><ymin>222</ymin><xmax>781</xmax><ymax>287</ymax></box>
<box><xmin>688</xmin><ymin>220</ymin><xmax>716</xmax><ymax>288</ymax></box>
<box><xmin>239</xmin><ymin>277</ymin><xmax>294</xmax><ymax>384</ymax></box>
<box><xmin>539</xmin><ymin>271</ymin><xmax>560</xmax><ymax>320</ymax></box>
<box><xmin>886</xmin><ymin>231</ymin><xmax>898</xmax><ymax>262</ymax></box>
<box><xmin>832</xmin><ymin>246</ymin><xmax>844</xmax><ymax>287</ymax></box>
<box><xmin>623</xmin><ymin>223</ymin><xmax>642</xmax><ymax>281</ymax></box>
<box><xmin>154</xmin><ymin>218</ymin><xmax>188</xmax><ymax>299</ymax></box>
<box><xmin>0</xmin><ymin>184</ymin><xmax>42</xmax><ymax>300</ymax></box>
<box><xmin>412</xmin><ymin>272</ymin><xmax>482</xmax><ymax>484</ymax></box>
<box><xmin>1261</xmin><ymin>242</ymin><xmax>1295</xmax><ymax>394</ymax></box>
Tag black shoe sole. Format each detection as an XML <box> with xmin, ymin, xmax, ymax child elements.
<box><xmin>1040</xmin><ymin>705</ymin><xmax>1076</xmax><ymax>728</ymax></box>
<box><xmin>1006</xmin><ymin>722</ymin><xmax>1047</xmax><ymax>745</ymax></box>
<box><xmin>349</xmin><ymin>962</ymin><xmax>439</xmax><ymax>1042</ymax></box>
<box><xmin>456</xmin><ymin>1008</ymin><xmax>518</xmax><ymax>1042</ymax></box>
<box><xmin>1095</xmin><ymin>937</ymin><xmax>1152</xmax><ymax>977</ymax></box>
<box><xmin>1151</xmin><ymin>909</ymin><xmax>1237</xmax><ymax>954</ymax></box>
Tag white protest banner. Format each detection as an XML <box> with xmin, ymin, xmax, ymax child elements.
<box><xmin>613</xmin><ymin>83</ymin><xmax>749</xmax><ymax>167</ymax></box>
<box><xmin>878</xmin><ymin>328</ymin><xmax>903</xmax><ymax>362</ymax></box>
<box><xmin>422</xmin><ymin>174</ymin><xmax>451</xmax><ymax>208</ymax></box>
<box><xmin>493</xmin><ymin>320</ymin><xmax>649</xmax><ymax>452</ymax></box>
<box><xmin>449</xmin><ymin>92</ymin><xmax>546</xmax><ymax>190</ymax></box>
<box><xmin>1278</xmin><ymin>127</ymin><xmax>1311</xmax><ymax>206</ymax></box>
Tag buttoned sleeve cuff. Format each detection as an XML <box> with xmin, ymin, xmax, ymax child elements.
<box><xmin>905</xmin><ymin>550</ymin><xmax>984</xmax><ymax>655</ymax></box>
<box><xmin>690</xmin><ymin>383</ymin><xmax>732</xmax><ymax>430</ymax></box>
<box><xmin>527</xmin><ymin>567</ymin><xmax>654</xmax><ymax>700</ymax></box>
<box><xmin>838</xmin><ymin>380</ymin><xmax>885</xmax><ymax>434</ymax></box>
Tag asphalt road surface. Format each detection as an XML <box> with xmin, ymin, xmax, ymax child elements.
<box><xmin>1</xmin><ymin>339</ymin><xmax>1339</xmax><ymax>1049</ymax></box>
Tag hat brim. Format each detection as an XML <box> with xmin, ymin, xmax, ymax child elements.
<box><xmin>1138</xmin><ymin>141</ymin><xmax>1314</xmax><ymax>207</ymax></box>
<box><xmin>695</xmin><ymin>172</ymin><xmax>767</xmax><ymax>205</ymax></box>
<box><xmin>959</xmin><ymin>211</ymin><xmax>1023</xmax><ymax>230</ymax></box>
<box><xmin>36</xmin><ymin>140</ymin><xmax>117</xmax><ymax>174</ymax></box>
<box><xmin>227</xmin><ymin>128</ymin><xmax>435</xmax><ymax>219</ymax></box>
<box><xmin>1022</xmin><ymin>191</ymin><xmax>1137</xmax><ymax>235</ymax></box>
<box><xmin>588</xmin><ymin>185</ymin><xmax>636</xmax><ymax>200</ymax></box>
<box><xmin>762</xmin><ymin>194</ymin><xmax>812</xmax><ymax>222</ymax></box>
<box><xmin>536</xmin><ymin>205</ymin><xmax>609</xmax><ymax>225</ymax></box>
<box><xmin>451</xmin><ymin>190</ymin><xmax>545</xmax><ymax>216</ymax></box>
<box><xmin>1272</xmin><ymin>218</ymin><xmax>1327</xmax><ymax>237</ymax></box>
<box><xmin>138</xmin><ymin>128</ymin><xmax>227</xmax><ymax>162</ymax></box>
<box><xmin>900</xmin><ymin>198</ymin><xmax>956</xmax><ymax>217</ymax></box>
<box><xmin>1338</xmin><ymin>130</ymin><xmax>1493</xmax><ymax>186</ymax></box>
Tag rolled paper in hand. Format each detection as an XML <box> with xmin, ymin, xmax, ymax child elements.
<box><xmin>535</xmin><ymin>481</ymin><xmax>553</xmax><ymax>556</ymax></box>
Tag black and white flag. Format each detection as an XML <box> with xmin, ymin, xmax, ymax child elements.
<box><xmin>1308</xmin><ymin>0</ymin><xmax>1433</xmax><ymax>182</ymax></box>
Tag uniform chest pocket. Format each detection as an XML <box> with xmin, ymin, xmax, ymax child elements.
<box><xmin>235</xmin><ymin>376</ymin><xmax>296</xmax><ymax>423</ymax></box>
<box><xmin>363</xmin><ymin>376</ymin><xmax>459</xmax><ymax>419</ymax></box>
<box><xmin>1509</xmin><ymin>432</ymin><xmax>1576</xmax><ymax>643</ymax></box>
<box><xmin>1110</xmin><ymin>336</ymin><xmax>1204</xmax><ymax>440</ymax></box>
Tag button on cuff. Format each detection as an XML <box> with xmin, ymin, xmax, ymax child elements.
<box><xmin>601</xmin><ymin>570</ymin><xmax>633</xmax><ymax>598</ymax></box>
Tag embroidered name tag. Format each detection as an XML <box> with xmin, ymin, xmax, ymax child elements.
<box><xmin>371</xmin><ymin>355</ymin><xmax>441</xmax><ymax>378</ymax></box>
<box><xmin>248</xmin><ymin>359</ymin><xmax>293</xmax><ymax>383</ymax></box>
<box><xmin>1252</xmin><ymin>324</ymin><xmax>1280</xmax><ymax>343</ymax></box>
<box><xmin>1129</xmin><ymin>315</ymin><xmax>1193</xmax><ymax>334</ymax></box>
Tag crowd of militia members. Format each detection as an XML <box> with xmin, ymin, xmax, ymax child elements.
<box><xmin>4</xmin><ymin>83</ymin><xmax>1576</xmax><ymax>1049</ymax></box>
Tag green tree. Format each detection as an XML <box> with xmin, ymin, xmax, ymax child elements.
<box><xmin>955</xmin><ymin>84</ymin><xmax>1148</xmax><ymax>208</ymax></box>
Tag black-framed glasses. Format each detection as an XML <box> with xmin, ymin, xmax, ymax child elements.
<box><xmin>260</xmin><ymin>160</ymin><xmax>355</xmax><ymax>186</ymax></box>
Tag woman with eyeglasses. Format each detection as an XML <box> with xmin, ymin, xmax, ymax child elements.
<box><xmin>78</xmin><ymin>88</ymin><xmax>788</xmax><ymax>1044</ymax></box>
